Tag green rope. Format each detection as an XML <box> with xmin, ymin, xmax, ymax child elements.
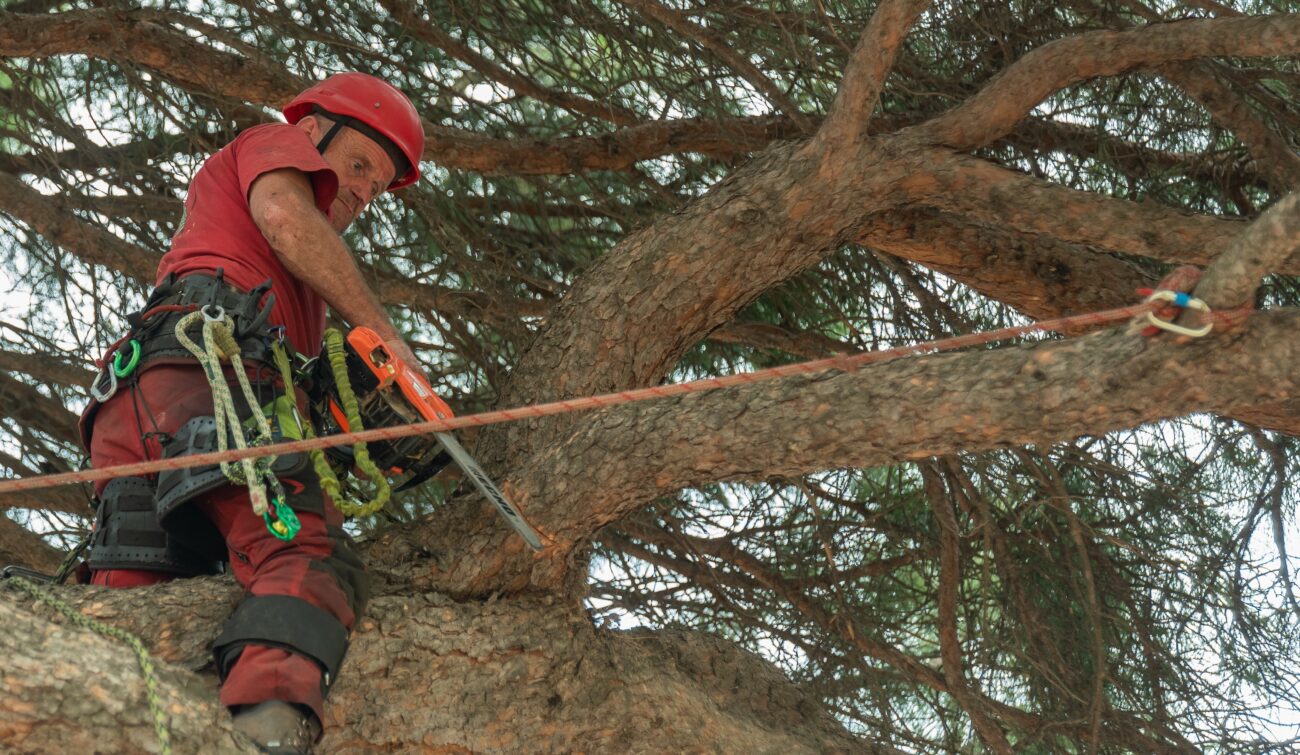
<box><xmin>271</xmin><ymin>330</ymin><xmax>390</xmax><ymax>518</ymax></box>
<box><xmin>4</xmin><ymin>575</ymin><xmax>172</xmax><ymax>754</ymax></box>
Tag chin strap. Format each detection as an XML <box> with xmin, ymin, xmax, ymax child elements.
<box><xmin>309</xmin><ymin>107</ymin><xmax>409</xmax><ymax>184</ymax></box>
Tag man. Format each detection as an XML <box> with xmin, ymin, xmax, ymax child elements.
<box><xmin>80</xmin><ymin>72</ymin><xmax>426</xmax><ymax>753</ymax></box>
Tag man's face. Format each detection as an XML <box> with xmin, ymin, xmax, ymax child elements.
<box><xmin>302</xmin><ymin>117</ymin><xmax>397</xmax><ymax>232</ymax></box>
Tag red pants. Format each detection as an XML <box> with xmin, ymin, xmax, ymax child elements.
<box><xmin>88</xmin><ymin>365</ymin><xmax>366</xmax><ymax>723</ymax></box>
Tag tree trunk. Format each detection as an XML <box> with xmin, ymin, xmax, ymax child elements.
<box><xmin>0</xmin><ymin>576</ymin><xmax>865</xmax><ymax>753</ymax></box>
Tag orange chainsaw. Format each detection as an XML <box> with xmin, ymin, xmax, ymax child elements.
<box><xmin>308</xmin><ymin>327</ymin><xmax>542</xmax><ymax>550</ymax></box>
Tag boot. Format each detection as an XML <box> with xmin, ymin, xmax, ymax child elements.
<box><xmin>231</xmin><ymin>701</ymin><xmax>321</xmax><ymax>754</ymax></box>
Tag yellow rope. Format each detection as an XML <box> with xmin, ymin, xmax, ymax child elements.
<box><xmin>4</xmin><ymin>575</ymin><xmax>172</xmax><ymax>754</ymax></box>
<box><xmin>271</xmin><ymin>330</ymin><xmax>391</xmax><ymax>518</ymax></box>
<box><xmin>174</xmin><ymin>309</ymin><xmax>276</xmax><ymax>516</ymax></box>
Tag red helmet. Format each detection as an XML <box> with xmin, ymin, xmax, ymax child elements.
<box><xmin>283</xmin><ymin>72</ymin><xmax>424</xmax><ymax>190</ymax></box>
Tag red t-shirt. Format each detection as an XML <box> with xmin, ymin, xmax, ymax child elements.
<box><xmin>158</xmin><ymin>123</ymin><xmax>339</xmax><ymax>354</ymax></box>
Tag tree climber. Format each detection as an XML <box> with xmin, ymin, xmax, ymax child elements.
<box><xmin>78</xmin><ymin>72</ymin><xmax>426</xmax><ymax>754</ymax></box>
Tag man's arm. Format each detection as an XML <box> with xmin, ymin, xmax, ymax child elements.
<box><xmin>248</xmin><ymin>168</ymin><xmax>422</xmax><ymax>369</ymax></box>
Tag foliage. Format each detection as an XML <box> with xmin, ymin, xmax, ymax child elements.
<box><xmin>2</xmin><ymin>0</ymin><xmax>1299</xmax><ymax>750</ymax></box>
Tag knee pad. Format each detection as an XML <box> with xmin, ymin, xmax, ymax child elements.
<box><xmin>88</xmin><ymin>476</ymin><xmax>223</xmax><ymax>576</ymax></box>
<box><xmin>213</xmin><ymin>594</ymin><xmax>350</xmax><ymax>696</ymax></box>
<box><xmin>309</xmin><ymin>526</ymin><xmax>371</xmax><ymax>617</ymax></box>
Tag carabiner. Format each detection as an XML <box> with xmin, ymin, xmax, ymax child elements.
<box><xmin>263</xmin><ymin>496</ymin><xmax>301</xmax><ymax>542</ymax></box>
<box><xmin>89</xmin><ymin>366</ymin><xmax>118</xmax><ymax>403</ymax></box>
<box><xmin>1143</xmin><ymin>289</ymin><xmax>1213</xmax><ymax>338</ymax></box>
<box><xmin>201</xmin><ymin>304</ymin><xmax>226</xmax><ymax>323</ymax></box>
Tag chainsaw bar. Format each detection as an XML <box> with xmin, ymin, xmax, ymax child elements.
<box><xmin>434</xmin><ymin>431</ymin><xmax>543</xmax><ymax>551</ymax></box>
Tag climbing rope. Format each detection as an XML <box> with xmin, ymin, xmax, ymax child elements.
<box><xmin>2</xmin><ymin>574</ymin><xmax>172</xmax><ymax>755</ymax></box>
<box><xmin>270</xmin><ymin>330</ymin><xmax>391</xmax><ymax>518</ymax></box>
<box><xmin>0</xmin><ymin>285</ymin><xmax>1247</xmax><ymax>498</ymax></box>
<box><xmin>174</xmin><ymin>307</ymin><xmax>299</xmax><ymax>541</ymax></box>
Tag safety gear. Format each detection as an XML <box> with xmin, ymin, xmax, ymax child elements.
<box><xmin>282</xmin><ymin>73</ymin><xmax>424</xmax><ymax>190</ymax></box>
<box><xmin>306</xmin><ymin>327</ymin><xmax>543</xmax><ymax>549</ymax></box>
<box><xmin>80</xmin><ymin>270</ymin><xmax>285</xmax><ymax>452</ymax></box>
<box><xmin>87</xmin><ymin>476</ymin><xmax>223</xmax><ymax>576</ymax></box>
<box><xmin>153</xmin><ymin>415</ymin><xmax>322</xmax><ymax>556</ymax></box>
<box><xmin>307</xmin><ymin>327</ymin><xmax>449</xmax><ymax>490</ymax></box>
<box><xmin>232</xmin><ymin>700</ymin><xmax>321</xmax><ymax>754</ymax></box>
<box><xmin>213</xmin><ymin>594</ymin><xmax>349</xmax><ymax>696</ymax></box>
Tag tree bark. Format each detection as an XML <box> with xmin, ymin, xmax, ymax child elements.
<box><xmin>0</xmin><ymin>577</ymin><xmax>865</xmax><ymax>753</ymax></box>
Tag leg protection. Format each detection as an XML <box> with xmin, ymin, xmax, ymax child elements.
<box><xmin>309</xmin><ymin>525</ymin><xmax>371</xmax><ymax>618</ymax></box>
<box><xmin>154</xmin><ymin>415</ymin><xmax>319</xmax><ymax>558</ymax></box>
<box><xmin>212</xmin><ymin>594</ymin><xmax>349</xmax><ymax>694</ymax></box>
<box><xmin>88</xmin><ymin>476</ymin><xmax>223</xmax><ymax>576</ymax></box>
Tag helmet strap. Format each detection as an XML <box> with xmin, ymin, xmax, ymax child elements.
<box><xmin>313</xmin><ymin>108</ymin><xmax>350</xmax><ymax>156</ymax></box>
<box><xmin>310</xmin><ymin>107</ymin><xmax>410</xmax><ymax>187</ymax></box>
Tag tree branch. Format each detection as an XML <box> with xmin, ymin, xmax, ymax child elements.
<box><xmin>1196</xmin><ymin>191</ymin><xmax>1300</xmax><ymax>309</ymax></box>
<box><xmin>0</xmin><ymin>579</ymin><xmax>861</xmax><ymax>753</ymax></box>
<box><xmin>0</xmin><ymin>9</ymin><xmax>300</xmax><ymax>105</ymax></box>
<box><xmin>912</xmin><ymin>153</ymin><xmax>1246</xmax><ymax>265</ymax></box>
<box><xmin>921</xmin><ymin>466</ymin><xmax>1013</xmax><ymax>754</ymax></box>
<box><xmin>817</xmin><ymin>0</ymin><xmax>932</xmax><ymax>147</ymax></box>
<box><xmin>1156</xmin><ymin>62</ymin><xmax>1300</xmax><ymax>194</ymax></box>
<box><xmin>0</xmin><ymin>515</ymin><xmax>63</xmax><ymax>573</ymax></box>
<box><xmin>0</xmin><ymin>349</ymin><xmax>95</xmax><ymax>388</ymax></box>
<box><xmin>0</xmin><ymin>170</ymin><xmax>158</xmax><ymax>283</ymax></box>
<box><xmin>860</xmin><ymin>208</ymin><xmax>1158</xmax><ymax>321</ymax></box>
<box><xmin>0</xmin><ymin>595</ymin><xmax>253</xmax><ymax>753</ymax></box>
<box><xmin>918</xmin><ymin>14</ymin><xmax>1300</xmax><ymax>151</ymax></box>
<box><xmin>0</xmin><ymin>372</ymin><xmax>81</xmax><ymax>448</ymax></box>
<box><xmin>0</xmin><ymin>10</ymin><xmax>803</xmax><ymax>176</ymax></box>
<box><xmin>394</xmin><ymin>304</ymin><xmax>1300</xmax><ymax>597</ymax></box>
<box><xmin>379</xmin><ymin>0</ymin><xmax>642</xmax><ymax>127</ymax></box>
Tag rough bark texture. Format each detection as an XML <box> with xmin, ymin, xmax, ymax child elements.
<box><xmin>5</xmin><ymin>7</ymin><xmax>1300</xmax><ymax>752</ymax></box>
<box><xmin>0</xmin><ymin>592</ymin><xmax>251</xmax><ymax>755</ymax></box>
<box><xmin>0</xmin><ymin>517</ymin><xmax>63</xmax><ymax>574</ymax></box>
<box><xmin>0</xmin><ymin>578</ymin><xmax>862</xmax><ymax>754</ymax></box>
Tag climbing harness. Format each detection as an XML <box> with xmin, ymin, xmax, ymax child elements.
<box><xmin>1</xmin><ymin>572</ymin><xmax>173</xmax><ymax>755</ymax></box>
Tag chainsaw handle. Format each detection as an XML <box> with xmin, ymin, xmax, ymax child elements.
<box><xmin>346</xmin><ymin>327</ymin><xmax>456</xmax><ymax>421</ymax></box>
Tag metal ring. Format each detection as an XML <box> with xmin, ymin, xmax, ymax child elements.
<box><xmin>201</xmin><ymin>304</ymin><xmax>226</xmax><ymax>323</ymax></box>
<box><xmin>112</xmin><ymin>339</ymin><xmax>142</xmax><ymax>379</ymax></box>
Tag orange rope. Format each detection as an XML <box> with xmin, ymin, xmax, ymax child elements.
<box><xmin>0</xmin><ymin>301</ymin><xmax>1161</xmax><ymax>496</ymax></box>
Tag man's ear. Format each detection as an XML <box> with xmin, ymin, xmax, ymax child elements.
<box><xmin>295</xmin><ymin>115</ymin><xmax>321</xmax><ymax>143</ymax></box>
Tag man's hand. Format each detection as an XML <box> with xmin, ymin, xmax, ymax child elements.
<box><xmin>381</xmin><ymin>336</ymin><xmax>423</xmax><ymax>377</ymax></box>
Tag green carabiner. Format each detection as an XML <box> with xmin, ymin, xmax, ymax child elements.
<box><xmin>263</xmin><ymin>497</ymin><xmax>301</xmax><ymax>542</ymax></box>
<box><xmin>112</xmin><ymin>339</ymin><xmax>142</xmax><ymax>378</ymax></box>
